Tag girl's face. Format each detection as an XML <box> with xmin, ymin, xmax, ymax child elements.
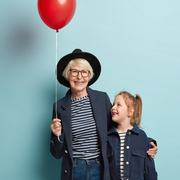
<box><xmin>111</xmin><ymin>95</ymin><xmax>129</xmax><ymax>123</ymax></box>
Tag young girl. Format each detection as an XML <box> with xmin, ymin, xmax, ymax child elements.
<box><xmin>107</xmin><ymin>91</ymin><xmax>157</xmax><ymax>180</ymax></box>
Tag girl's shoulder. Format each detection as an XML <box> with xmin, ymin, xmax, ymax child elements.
<box><xmin>137</xmin><ymin>128</ymin><xmax>149</xmax><ymax>141</ymax></box>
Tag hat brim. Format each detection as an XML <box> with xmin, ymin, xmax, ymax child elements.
<box><xmin>56</xmin><ymin>50</ymin><xmax>101</xmax><ymax>87</ymax></box>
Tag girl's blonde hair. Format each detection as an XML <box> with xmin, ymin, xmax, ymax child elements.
<box><xmin>118</xmin><ymin>91</ymin><xmax>142</xmax><ymax>128</ymax></box>
<box><xmin>62</xmin><ymin>58</ymin><xmax>94</xmax><ymax>81</ymax></box>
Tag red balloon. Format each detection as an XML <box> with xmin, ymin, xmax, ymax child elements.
<box><xmin>38</xmin><ymin>0</ymin><xmax>76</xmax><ymax>32</ymax></box>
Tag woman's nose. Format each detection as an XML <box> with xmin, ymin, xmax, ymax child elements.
<box><xmin>76</xmin><ymin>71</ymin><xmax>82</xmax><ymax>78</ymax></box>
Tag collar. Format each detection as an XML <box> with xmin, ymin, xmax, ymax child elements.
<box><xmin>86</xmin><ymin>86</ymin><xmax>99</xmax><ymax>101</ymax></box>
<box><xmin>129</xmin><ymin>123</ymin><xmax>140</xmax><ymax>134</ymax></box>
<box><xmin>108</xmin><ymin>123</ymin><xmax>140</xmax><ymax>135</ymax></box>
<box><xmin>61</xmin><ymin>86</ymin><xmax>97</xmax><ymax>109</ymax></box>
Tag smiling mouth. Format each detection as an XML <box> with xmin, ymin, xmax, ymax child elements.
<box><xmin>112</xmin><ymin>112</ymin><xmax>117</xmax><ymax>116</ymax></box>
<box><xmin>75</xmin><ymin>81</ymin><xmax>83</xmax><ymax>85</ymax></box>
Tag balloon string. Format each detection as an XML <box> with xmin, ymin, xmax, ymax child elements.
<box><xmin>55</xmin><ymin>31</ymin><xmax>61</xmax><ymax>142</ymax></box>
<box><xmin>55</xmin><ymin>31</ymin><xmax>58</xmax><ymax>119</ymax></box>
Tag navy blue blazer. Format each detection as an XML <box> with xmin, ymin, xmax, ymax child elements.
<box><xmin>50</xmin><ymin>87</ymin><xmax>113</xmax><ymax>180</ymax></box>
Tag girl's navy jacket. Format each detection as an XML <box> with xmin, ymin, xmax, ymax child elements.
<box><xmin>107</xmin><ymin>123</ymin><xmax>158</xmax><ymax>180</ymax></box>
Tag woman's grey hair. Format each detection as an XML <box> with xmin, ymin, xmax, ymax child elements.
<box><xmin>62</xmin><ymin>58</ymin><xmax>94</xmax><ymax>81</ymax></box>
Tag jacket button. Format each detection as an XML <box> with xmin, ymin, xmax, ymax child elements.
<box><xmin>126</xmin><ymin>161</ymin><xmax>129</xmax><ymax>165</ymax></box>
<box><xmin>65</xmin><ymin>150</ymin><xmax>68</xmax><ymax>153</ymax></box>
<box><xmin>126</xmin><ymin>146</ymin><xmax>129</xmax><ymax>149</ymax></box>
<box><xmin>65</xmin><ymin>170</ymin><xmax>67</xmax><ymax>173</ymax></box>
<box><xmin>128</xmin><ymin>132</ymin><xmax>131</xmax><ymax>135</ymax></box>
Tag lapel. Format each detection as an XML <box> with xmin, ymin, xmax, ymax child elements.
<box><xmin>60</xmin><ymin>89</ymin><xmax>73</xmax><ymax>161</ymax></box>
<box><xmin>87</xmin><ymin>87</ymin><xmax>105</xmax><ymax>144</ymax></box>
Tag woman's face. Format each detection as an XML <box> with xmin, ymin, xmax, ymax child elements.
<box><xmin>67</xmin><ymin>64</ymin><xmax>90</xmax><ymax>95</ymax></box>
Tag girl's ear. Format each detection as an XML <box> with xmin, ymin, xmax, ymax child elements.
<box><xmin>128</xmin><ymin>108</ymin><xmax>134</xmax><ymax>117</ymax></box>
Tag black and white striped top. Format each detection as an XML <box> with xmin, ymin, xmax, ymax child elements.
<box><xmin>71</xmin><ymin>95</ymin><xmax>100</xmax><ymax>159</ymax></box>
<box><xmin>119</xmin><ymin>132</ymin><xmax>126</xmax><ymax>180</ymax></box>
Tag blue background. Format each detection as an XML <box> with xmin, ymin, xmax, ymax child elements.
<box><xmin>0</xmin><ymin>1</ymin><xmax>179</xmax><ymax>179</ymax></box>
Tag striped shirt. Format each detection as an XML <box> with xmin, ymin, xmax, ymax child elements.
<box><xmin>71</xmin><ymin>95</ymin><xmax>100</xmax><ymax>159</ymax></box>
<box><xmin>119</xmin><ymin>132</ymin><xmax>126</xmax><ymax>180</ymax></box>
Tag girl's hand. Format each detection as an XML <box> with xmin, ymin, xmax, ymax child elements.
<box><xmin>147</xmin><ymin>142</ymin><xmax>158</xmax><ymax>159</ymax></box>
<box><xmin>51</xmin><ymin>118</ymin><xmax>62</xmax><ymax>137</ymax></box>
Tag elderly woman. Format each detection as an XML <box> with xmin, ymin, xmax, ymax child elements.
<box><xmin>50</xmin><ymin>49</ymin><xmax>157</xmax><ymax>180</ymax></box>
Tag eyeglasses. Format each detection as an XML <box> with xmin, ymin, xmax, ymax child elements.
<box><xmin>69</xmin><ymin>69</ymin><xmax>90</xmax><ymax>77</ymax></box>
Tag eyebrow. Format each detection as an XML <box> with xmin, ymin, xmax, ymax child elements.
<box><xmin>113</xmin><ymin>101</ymin><xmax>121</xmax><ymax>104</ymax></box>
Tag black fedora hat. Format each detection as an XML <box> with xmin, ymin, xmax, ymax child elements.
<box><xmin>56</xmin><ymin>49</ymin><xmax>101</xmax><ymax>87</ymax></box>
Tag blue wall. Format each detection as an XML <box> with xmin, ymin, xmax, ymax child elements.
<box><xmin>0</xmin><ymin>1</ymin><xmax>179</xmax><ymax>179</ymax></box>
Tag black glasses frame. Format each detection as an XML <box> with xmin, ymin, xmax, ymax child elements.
<box><xmin>69</xmin><ymin>69</ymin><xmax>90</xmax><ymax>77</ymax></box>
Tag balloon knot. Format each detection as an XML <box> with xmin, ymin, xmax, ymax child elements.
<box><xmin>56</xmin><ymin>29</ymin><xmax>59</xmax><ymax>33</ymax></box>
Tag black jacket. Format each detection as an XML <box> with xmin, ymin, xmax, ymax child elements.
<box><xmin>50</xmin><ymin>87</ymin><xmax>113</xmax><ymax>180</ymax></box>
